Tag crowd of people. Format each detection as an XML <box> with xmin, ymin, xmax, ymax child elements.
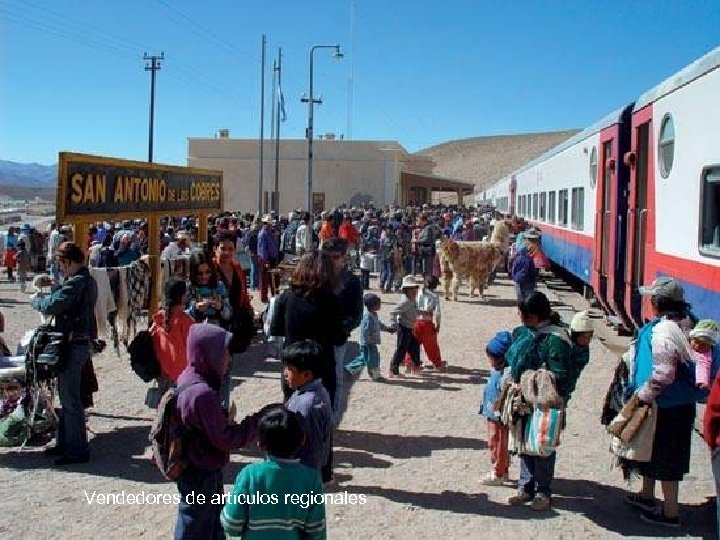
<box><xmin>3</xmin><ymin>201</ymin><xmax>720</xmax><ymax>536</ymax></box>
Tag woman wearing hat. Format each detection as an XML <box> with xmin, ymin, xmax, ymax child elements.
<box><xmin>31</xmin><ymin>242</ymin><xmax>98</xmax><ymax>465</ymax></box>
<box><xmin>623</xmin><ymin>277</ymin><xmax>698</xmax><ymax>528</ymax></box>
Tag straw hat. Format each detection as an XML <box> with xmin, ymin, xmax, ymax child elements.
<box><xmin>400</xmin><ymin>276</ymin><xmax>419</xmax><ymax>290</ymax></box>
<box><xmin>570</xmin><ymin>310</ymin><xmax>594</xmax><ymax>333</ymax></box>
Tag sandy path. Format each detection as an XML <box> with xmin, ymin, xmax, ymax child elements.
<box><xmin>0</xmin><ymin>272</ymin><xmax>715</xmax><ymax>538</ymax></box>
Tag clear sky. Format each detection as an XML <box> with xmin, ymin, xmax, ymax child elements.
<box><xmin>1</xmin><ymin>0</ymin><xmax>718</xmax><ymax>166</ymax></box>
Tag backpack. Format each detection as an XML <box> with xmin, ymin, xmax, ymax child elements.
<box><xmin>128</xmin><ymin>330</ymin><xmax>160</xmax><ymax>382</ymax></box>
<box><xmin>149</xmin><ymin>382</ymin><xmax>200</xmax><ymax>481</ymax></box>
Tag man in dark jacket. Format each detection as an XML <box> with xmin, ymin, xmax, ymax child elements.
<box><xmin>31</xmin><ymin>242</ymin><xmax>98</xmax><ymax>465</ymax></box>
<box><xmin>321</xmin><ymin>238</ymin><xmax>363</xmax><ymax>422</ymax></box>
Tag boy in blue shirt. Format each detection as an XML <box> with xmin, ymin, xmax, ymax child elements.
<box><xmin>345</xmin><ymin>293</ymin><xmax>395</xmax><ymax>381</ymax></box>
<box><xmin>283</xmin><ymin>340</ymin><xmax>332</xmax><ymax>474</ymax></box>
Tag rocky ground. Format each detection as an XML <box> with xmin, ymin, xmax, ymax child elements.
<box><xmin>0</xmin><ymin>269</ymin><xmax>715</xmax><ymax>539</ymax></box>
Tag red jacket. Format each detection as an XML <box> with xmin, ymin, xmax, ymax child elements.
<box><xmin>338</xmin><ymin>222</ymin><xmax>359</xmax><ymax>245</ymax></box>
<box><xmin>704</xmin><ymin>372</ymin><xmax>720</xmax><ymax>449</ymax></box>
<box><xmin>150</xmin><ymin>307</ymin><xmax>195</xmax><ymax>382</ymax></box>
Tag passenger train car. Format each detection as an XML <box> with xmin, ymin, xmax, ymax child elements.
<box><xmin>480</xmin><ymin>46</ymin><xmax>720</xmax><ymax>329</ymax></box>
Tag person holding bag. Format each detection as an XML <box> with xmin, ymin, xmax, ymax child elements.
<box><xmin>31</xmin><ymin>242</ymin><xmax>98</xmax><ymax>466</ymax></box>
<box><xmin>622</xmin><ymin>277</ymin><xmax>698</xmax><ymax>529</ymax></box>
<box><xmin>505</xmin><ymin>291</ymin><xmax>572</xmax><ymax>512</ymax></box>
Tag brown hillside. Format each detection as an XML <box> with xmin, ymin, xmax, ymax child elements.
<box><xmin>416</xmin><ymin>130</ymin><xmax>580</xmax><ymax>201</ymax></box>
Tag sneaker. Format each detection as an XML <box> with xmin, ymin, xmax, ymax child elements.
<box><xmin>640</xmin><ymin>509</ymin><xmax>681</xmax><ymax>528</ymax></box>
<box><xmin>531</xmin><ymin>494</ymin><xmax>551</xmax><ymax>512</ymax></box>
<box><xmin>481</xmin><ymin>472</ymin><xmax>508</xmax><ymax>486</ymax></box>
<box><xmin>507</xmin><ymin>492</ymin><xmax>532</xmax><ymax>506</ymax></box>
<box><xmin>624</xmin><ymin>493</ymin><xmax>658</xmax><ymax>513</ymax></box>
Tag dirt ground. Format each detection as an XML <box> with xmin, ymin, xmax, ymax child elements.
<box><xmin>0</xmin><ymin>270</ymin><xmax>715</xmax><ymax>539</ymax></box>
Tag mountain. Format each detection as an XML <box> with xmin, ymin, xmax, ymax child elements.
<box><xmin>416</xmin><ymin>129</ymin><xmax>580</xmax><ymax>193</ymax></box>
<box><xmin>0</xmin><ymin>160</ymin><xmax>58</xmax><ymax>186</ymax></box>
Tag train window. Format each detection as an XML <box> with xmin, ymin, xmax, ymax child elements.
<box><xmin>589</xmin><ymin>146</ymin><xmax>598</xmax><ymax>187</ymax></box>
<box><xmin>548</xmin><ymin>192</ymin><xmax>556</xmax><ymax>223</ymax></box>
<box><xmin>571</xmin><ymin>187</ymin><xmax>585</xmax><ymax>230</ymax></box>
<box><xmin>539</xmin><ymin>192</ymin><xmax>547</xmax><ymax>221</ymax></box>
<box><xmin>559</xmin><ymin>189</ymin><xmax>569</xmax><ymax>226</ymax></box>
<box><xmin>532</xmin><ymin>193</ymin><xmax>539</xmax><ymax>219</ymax></box>
<box><xmin>700</xmin><ymin>167</ymin><xmax>720</xmax><ymax>256</ymax></box>
<box><xmin>658</xmin><ymin>114</ymin><xmax>675</xmax><ymax>178</ymax></box>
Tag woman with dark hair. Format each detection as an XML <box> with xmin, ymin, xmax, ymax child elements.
<box><xmin>505</xmin><ymin>290</ymin><xmax>572</xmax><ymax>511</ymax></box>
<box><xmin>211</xmin><ymin>229</ymin><xmax>253</xmax><ymax>410</ymax></box>
<box><xmin>150</xmin><ymin>277</ymin><xmax>195</xmax><ymax>387</ymax></box>
<box><xmin>31</xmin><ymin>241</ymin><xmax>98</xmax><ymax>466</ymax></box>
<box><xmin>623</xmin><ymin>277</ymin><xmax>698</xmax><ymax>528</ymax></box>
<box><xmin>187</xmin><ymin>254</ymin><xmax>231</xmax><ymax>325</ymax></box>
<box><xmin>269</xmin><ymin>250</ymin><xmax>344</xmax><ymax>484</ymax></box>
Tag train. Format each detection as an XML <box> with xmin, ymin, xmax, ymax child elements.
<box><xmin>479</xmin><ymin>46</ymin><xmax>720</xmax><ymax>331</ymax></box>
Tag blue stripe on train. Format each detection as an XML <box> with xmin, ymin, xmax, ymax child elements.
<box><xmin>658</xmin><ymin>274</ymin><xmax>720</xmax><ymax>323</ymax></box>
<box><xmin>541</xmin><ymin>231</ymin><xmax>593</xmax><ymax>284</ymax></box>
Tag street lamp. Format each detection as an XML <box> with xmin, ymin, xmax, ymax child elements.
<box><xmin>303</xmin><ymin>44</ymin><xmax>343</xmax><ymax>214</ymax></box>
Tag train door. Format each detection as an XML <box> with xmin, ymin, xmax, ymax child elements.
<box><xmin>626</xmin><ymin>112</ymin><xmax>652</xmax><ymax>326</ymax></box>
<box><xmin>592</xmin><ymin>141</ymin><xmax>611</xmax><ymax>312</ymax></box>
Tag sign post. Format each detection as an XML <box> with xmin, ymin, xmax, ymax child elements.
<box><xmin>57</xmin><ymin>152</ymin><xmax>224</xmax><ymax>312</ymax></box>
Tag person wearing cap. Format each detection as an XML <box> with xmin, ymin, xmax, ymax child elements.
<box><xmin>31</xmin><ymin>242</ymin><xmax>98</xmax><ymax>466</ymax></box>
<box><xmin>689</xmin><ymin>319</ymin><xmax>719</xmax><ymax>389</ymax></box>
<box><xmin>389</xmin><ymin>276</ymin><xmax>421</xmax><ymax>378</ymax></box>
<box><xmin>623</xmin><ymin>277</ymin><xmax>698</xmax><ymax>528</ymax></box>
<box><xmin>566</xmin><ymin>311</ymin><xmax>594</xmax><ymax>399</ymax></box>
<box><xmin>161</xmin><ymin>230</ymin><xmax>192</xmax><ymax>261</ymax></box>
<box><xmin>318</xmin><ymin>214</ymin><xmax>335</xmax><ymax>248</ymax></box>
<box><xmin>480</xmin><ymin>330</ymin><xmax>513</xmax><ymax>486</ymax></box>
<box><xmin>294</xmin><ymin>213</ymin><xmax>313</xmax><ymax>256</ymax></box>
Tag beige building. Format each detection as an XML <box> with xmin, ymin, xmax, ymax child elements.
<box><xmin>187</xmin><ymin>133</ymin><xmax>473</xmax><ymax>214</ymax></box>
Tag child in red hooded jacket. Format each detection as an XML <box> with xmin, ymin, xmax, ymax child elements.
<box><xmin>703</xmin><ymin>355</ymin><xmax>720</xmax><ymax>532</ymax></box>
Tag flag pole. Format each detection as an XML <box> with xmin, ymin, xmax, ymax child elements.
<box><xmin>274</xmin><ymin>47</ymin><xmax>282</xmax><ymax>214</ymax></box>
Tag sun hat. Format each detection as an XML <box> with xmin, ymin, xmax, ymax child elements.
<box><xmin>400</xmin><ymin>276</ymin><xmax>419</xmax><ymax>290</ymax></box>
<box><xmin>570</xmin><ymin>310</ymin><xmax>594</xmax><ymax>333</ymax></box>
<box><xmin>689</xmin><ymin>319</ymin><xmax>719</xmax><ymax>346</ymax></box>
<box><xmin>638</xmin><ymin>276</ymin><xmax>684</xmax><ymax>302</ymax></box>
<box><xmin>261</xmin><ymin>214</ymin><xmax>272</xmax><ymax>224</ymax></box>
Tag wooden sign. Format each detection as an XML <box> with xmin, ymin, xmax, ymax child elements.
<box><xmin>57</xmin><ymin>152</ymin><xmax>223</xmax><ymax>220</ymax></box>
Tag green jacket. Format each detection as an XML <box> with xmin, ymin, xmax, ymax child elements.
<box><xmin>507</xmin><ymin>323</ymin><xmax>574</xmax><ymax>400</ymax></box>
<box><xmin>31</xmin><ymin>266</ymin><xmax>98</xmax><ymax>340</ymax></box>
<box><xmin>221</xmin><ymin>457</ymin><xmax>326</xmax><ymax>539</ymax></box>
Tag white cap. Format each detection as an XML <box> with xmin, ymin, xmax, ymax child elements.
<box><xmin>400</xmin><ymin>275</ymin><xmax>420</xmax><ymax>290</ymax></box>
<box><xmin>570</xmin><ymin>311</ymin><xmax>593</xmax><ymax>333</ymax></box>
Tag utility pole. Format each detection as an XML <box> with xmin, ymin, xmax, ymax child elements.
<box><xmin>270</xmin><ymin>58</ymin><xmax>277</xmax><ymax>213</ymax></box>
<box><xmin>143</xmin><ymin>52</ymin><xmax>164</xmax><ymax>163</ymax></box>
<box><xmin>257</xmin><ymin>34</ymin><xmax>266</xmax><ymax>215</ymax></box>
<box><xmin>273</xmin><ymin>47</ymin><xmax>282</xmax><ymax>214</ymax></box>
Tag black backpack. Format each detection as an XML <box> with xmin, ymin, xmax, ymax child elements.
<box><xmin>128</xmin><ymin>330</ymin><xmax>160</xmax><ymax>382</ymax></box>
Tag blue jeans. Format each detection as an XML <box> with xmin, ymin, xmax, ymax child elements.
<box><xmin>421</xmin><ymin>252</ymin><xmax>434</xmax><ymax>278</ymax></box>
<box><xmin>712</xmin><ymin>448</ymin><xmax>720</xmax><ymax>534</ymax></box>
<box><xmin>174</xmin><ymin>465</ymin><xmax>224</xmax><ymax>540</ymax></box>
<box><xmin>518</xmin><ymin>452</ymin><xmax>556</xmax><ymax>497</ymax></box>
<box><xmin>346</xmin><ymin>344</ymin><xmax>380</xmax><ymax>374</ymax></box>
<box><xmin>379</xmin><ymin>258</ymin><xmax>394</xmax><ymax>291</ymax></box>
<box><xmin>249</xmin><ymin>254</ymin><xmax>260</xmax><ymax>289</ymax></box>
<box><xmin>333</xmin><ymin>344</ymin><xmax>348</xmax><ymax>420</ymax></box>
<box><xmin>360</xmin><ymin>270</ymin><xmax>370</xmax><ymax>289</ymax></box>
<box><xmin>57</xmin><ymin>343</ymin><xmax>92</xmax><ymax>459</ymax></box>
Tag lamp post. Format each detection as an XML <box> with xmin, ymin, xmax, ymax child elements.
<box><xmin>303</xmin><ymin>44</ymin><xmax>343</xmax><ymax>214</ymax></box>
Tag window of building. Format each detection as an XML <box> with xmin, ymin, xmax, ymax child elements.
<box><xmin>548</xmin><ymin>191</ymin><xmax>556</xmax><ymax>223</ymax></box>
<box><xmin>658</xmin><ymin>113</ymin><xmax>675</xmax><ymax>178</ymax></box>
<box><xmin>559</xmin><ymin>189</ymin><xmax>569</xmax><ymax>226</ymax></box>
<box><xmin>571</xmin><ymin>187</ymin><xmax>585</xmax><ymax>230</ymax></box>
<box><xmin>539</xmin><ymin>192</ymin><xmax>547</xmax><ymax>221</ymax></box>
<box><xmin>519</xmin><ymin>195</ymin><xmax>525</xmax><ymax>216</ymax></box>
<box><xmin>700</xmin><ymin>167</ymin><xmax>720</xmax><ymax>256</ymax></box>
<box><xmin>532</xmin><ymin>193</ymin><xmax>539</xmax><ymax>219</ymax></box>
<box><xmin>589</xmin><ymin>146</ymin><xmax>598</xmax><ymax>187</ymax></box>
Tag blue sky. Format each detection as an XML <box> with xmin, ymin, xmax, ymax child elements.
<box><xmin>1</xmin><ymin>0</ymin><xmax>718</xmax><ymax>166</ymax></box>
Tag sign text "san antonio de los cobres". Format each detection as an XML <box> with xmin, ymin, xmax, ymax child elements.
<box><xmin>57</xmin><ymin>153</ymin><xmax>223</xmax><ymax>220</ymax></box>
